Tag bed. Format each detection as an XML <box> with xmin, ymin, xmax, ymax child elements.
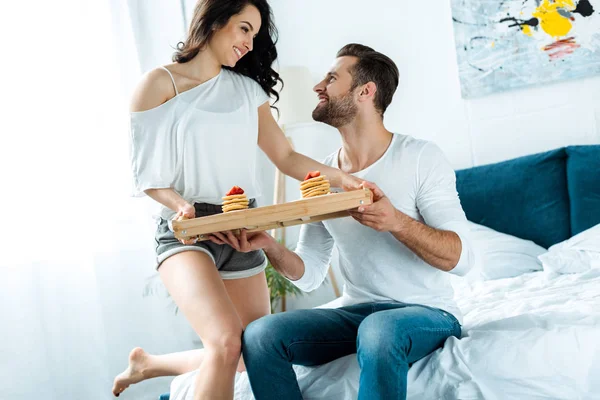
<box><xmin>169</xmin><ymin>267</ymin><xmax>600</xmax><ymax>399</ymax></box>
<box><xmin>167</xmin><ymin>145</ymin><xmax>600</xmax><ymax>399</ymax></box>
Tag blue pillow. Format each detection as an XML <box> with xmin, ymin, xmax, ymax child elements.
<box><xmin>456</xmin><ymin>148</ymin><xmax>570</xmax><ymax>248</ymax></box>
<box><xmin>566</xmin><ymin>145</ymin><xmax>600</xmax><ymax>236</ymax></box>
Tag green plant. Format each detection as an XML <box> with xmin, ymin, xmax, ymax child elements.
<box><xmin>265</xmin><ymin>261</ymin><xmax>303</xmax><ymax>313</ymax></box>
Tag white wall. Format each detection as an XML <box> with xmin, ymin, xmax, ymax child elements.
<box><xmin>270</xmin><ymin>0</ymin><xmax>600</xmax><ymax>167</ymax></box>
<box><xmin>267</xmin><ymin>0</ymin><xmax>600</xmax><ymax>309</ymax></box>
<box><xmin>128</xmin><ymin>0</ymin><xmax>186</xmax><ymax>72</ymax></box>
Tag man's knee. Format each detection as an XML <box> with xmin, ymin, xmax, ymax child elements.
<box><xmin>357</xmin><ymin>313</ymin><xmax>410</xmax><ymax>358</ymax></box>
<box><xmin>243</xmin><ymin>314</ymin><xmax>289</xmax><ymax>357</ymax></box>
<box><xmin>243</xmin><ymin>316</ymin><xmax>269</xmax><ymax>348</ymax></box>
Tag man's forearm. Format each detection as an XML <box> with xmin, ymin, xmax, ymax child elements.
<box><xmin>263</xmin><ymin>239</ymin><xmax>306</xmax><ymax>281</ymax></box>
<box><xmin>391</xmin><ymin>211</ymin><xmax>462</xmax><ymax>272</ymax></box>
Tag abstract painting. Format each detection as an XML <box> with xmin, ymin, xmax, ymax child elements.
<box><xmin>451</xmin><ymin>0</ymin><xmax>600</xmax><ymax>98</ymax></box>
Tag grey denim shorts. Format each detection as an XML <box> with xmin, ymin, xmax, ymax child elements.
<box><xmin>154</xmin><ymin>199</ymin><xmax>267</xmax><ymax>279</ymax></box>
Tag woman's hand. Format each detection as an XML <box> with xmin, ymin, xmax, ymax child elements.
<box><xmin>340</xmin><ymin>173</ymin><xmax>363</xmax><ymax>192</ymax></box>
<box><xmin>173</xmin><ymin>202</ymin><xmax>197</xmax><ymax>245</ymax></box>
<box><xmin>209</xmin><ymin>229</ymin><xmax>275</xmax><ymax>252</ymax></box>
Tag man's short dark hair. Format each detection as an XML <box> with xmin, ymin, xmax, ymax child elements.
<box><xmin>336</xmin><ymin>43</ymin><xmax>399</xmax><ymax>117</ymax></box>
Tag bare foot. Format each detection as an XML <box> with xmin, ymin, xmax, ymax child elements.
<box><xmin>112</xmin><ymin>347</ymin><xmax>149</xmax><ymax>397</ymax></box>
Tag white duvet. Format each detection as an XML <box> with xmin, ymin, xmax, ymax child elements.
<box><xmin>170</xmin><ymin>269</ymin><xmax>600</xmax><ymax>399</ymax></box>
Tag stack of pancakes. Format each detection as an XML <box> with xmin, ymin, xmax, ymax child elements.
<box><xmin>300</xmin><ymin>175</ymin><xmax>330</xmax><ymax>198</ymax></box>
<box><xmin>222</xmin><ymin>193</ymin><xmax>249</xmax><ymax>213</ymax></box>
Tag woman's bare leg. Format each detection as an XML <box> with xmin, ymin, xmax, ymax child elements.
<box><xmin>160</xmin><ymin>251</ymin><xmax>242</xmax><ymax>400</ymax></box>
<box><xmin>112</xmin><ymin>262</ymin><xmax>271</xmax><ymax>397</ymax></box>
<box><xmin>112</xmin><ymin>347</ymin><xmax>206</xmax><ymax>396</ymax></box>
<box><xmin>223</xmin><ymin>270</ymin><xmax>271</xmax><ymax>372</ymax></box>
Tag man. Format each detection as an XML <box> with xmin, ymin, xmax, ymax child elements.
<box><xmin>212</xmin><ymin>43</ymin><xmax>474</xmax><ymax>400</ymax></box>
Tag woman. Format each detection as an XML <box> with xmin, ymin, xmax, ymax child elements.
<box><xmin>113</xmin><ymin>0</ymin><xmax>359</xmax><ymax>398</ymax></box>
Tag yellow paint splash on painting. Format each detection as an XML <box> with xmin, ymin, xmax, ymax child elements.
<box><xmin>532</xmin><ymin>0</ymin><xmax>575</xmax><ymax>38</ymax></box>
<box><xmin>522</xmin><ymin>25</ymin><xmax>533</xmax><ymax>37</ymax></box>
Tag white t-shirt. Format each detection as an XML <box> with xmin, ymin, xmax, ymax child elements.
<box><xmin>293</xmin><ymin>134</ymin><xmax>474</xmax><ymax>322</ymax></box>
<box><xmin>129</xmin><ymin>68</ymin><xmax>270</xmax><ymax>220</ymax></box>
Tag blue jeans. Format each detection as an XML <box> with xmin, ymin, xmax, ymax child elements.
<box><xmin>242</xmin><ymin>302</ymin><xmax>461</xmax><ymax>400</ymax></box>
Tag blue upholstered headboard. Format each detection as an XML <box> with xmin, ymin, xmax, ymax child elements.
<box><xmin>455</xmin><ymin>145</ymin><xmax>600</xmax><ymax>249</ymax></box>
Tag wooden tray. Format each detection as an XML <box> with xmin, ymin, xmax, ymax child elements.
<box><xmin>172</xmin><ymin>188</ymin><xmax>373</xmax><ymax>241</ymax></box>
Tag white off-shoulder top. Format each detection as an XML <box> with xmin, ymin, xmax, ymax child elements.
<box><xmin>129</xmin><ymin>67</ymin><xmax>270</xmax><ymax>220</ymax></box>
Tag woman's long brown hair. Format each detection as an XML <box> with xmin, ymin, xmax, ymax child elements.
<box><xmin>174</xmin><ymin>0</ymin><xmax>282</xmax><ymax>106</ymax></box>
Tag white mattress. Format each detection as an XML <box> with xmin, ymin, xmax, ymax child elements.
<box><xmin>171</xmin><ymin>269</ymin><xmax>600</xmax><ymax>400</ymax></box>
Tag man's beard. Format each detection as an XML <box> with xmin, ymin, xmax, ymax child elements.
<box><xmin>312</xmin><ymin>92</ymin><xmax>357</xmax><ymax>128</ymax></box>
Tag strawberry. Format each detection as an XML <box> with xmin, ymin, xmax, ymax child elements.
<box><xmin>226</xmin><ymin>186</ymin><xmax>245</xmax><ymax>196</ymax></box>
<box><xmin>303</xmin><ymin>171</ymin><xmax>321</xmax><ymax>181</ymax></box>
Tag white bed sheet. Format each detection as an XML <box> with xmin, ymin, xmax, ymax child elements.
<box><xmin>170</xmin><ymin>269</ymin><xmax>600</xmax><ymax>400</ymax></box>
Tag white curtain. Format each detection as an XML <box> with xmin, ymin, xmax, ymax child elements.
<box><xmin>0</xmin><ymin>1</ymin><xmax>195</xmax><ymax>399</ymax></box>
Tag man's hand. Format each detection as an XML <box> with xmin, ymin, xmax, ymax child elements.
<box><xmin>349</xmin><ymin>181</ymin><xmax>402</xmax><ymax>232</ymax></box>
<box><xmin>209</xmin><ymin>229</ymin><xmax>275</xmax><ymax>252</ymax></box>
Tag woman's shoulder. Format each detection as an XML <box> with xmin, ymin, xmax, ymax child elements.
<box><xmin>130</xmin><ymin>66</ymin><xmax>178</xmax><ymax>113</ymax></box>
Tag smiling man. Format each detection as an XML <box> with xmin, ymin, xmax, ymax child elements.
<box><xmin>213</xmin><ymin>43</ymin><xmax>475</xmax><ymax>400</ymax></box>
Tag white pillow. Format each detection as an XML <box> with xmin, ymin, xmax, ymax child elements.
<box><xmin>538</xmin><ymin>224</ymin><xmax>600</xmax><ymax>274</ymax></box>
<box><xmin>466</xmin><ymin>221</ymin><xmax>546</xmax><ymax>280</ymax></box>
